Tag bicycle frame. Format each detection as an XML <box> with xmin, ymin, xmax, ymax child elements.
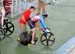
<box><xmin>36</xmin><ymin>28</ymin><xmax>46</xmax><ymax>39</ymax></box>
<box><xmin>37</xmin><ymin>31</ymin><xmax>44</xmax><ymax>39</ymax></box>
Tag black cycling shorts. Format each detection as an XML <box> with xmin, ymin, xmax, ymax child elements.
<box><xmin>28</xmin><ymin>19</ymin><xmax>35</xmax><ymax>30</ymax></box>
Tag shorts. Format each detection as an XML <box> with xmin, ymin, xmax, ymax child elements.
<box><xmin>19</xmin><ymin>18</ymin><xmax>26</xmax><ymax>25</ymax></box>
<box><xmin>28</xmin><ymin>19</ymin><xmax>36</xmax><ymax>30</ymax></box>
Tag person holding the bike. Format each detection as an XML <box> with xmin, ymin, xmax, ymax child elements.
<box><xmin>19</xmin><ymin>6</ymin><xmax>36</xmax><ymax>44</ymax></box>
<box><xmin>28</xmin><ymin>14</ymin><xmax>50</xmax><ymax>44</ymax></box>
<box><xmin>19</xmin><ymin>6</ymin><xmax>35</xmax><ymax>33</ymax></box>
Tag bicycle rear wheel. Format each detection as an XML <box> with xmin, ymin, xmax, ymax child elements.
<box><xmin>40</xmin><ymin>32</ymin><xmax>55</xmax><ymax>46</ymax></box>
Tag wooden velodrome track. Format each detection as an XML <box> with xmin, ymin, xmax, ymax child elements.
<box><xmin>0</xmin><ymin>0</ymin><xmax>75</xmax><ymax>54</ymax></box>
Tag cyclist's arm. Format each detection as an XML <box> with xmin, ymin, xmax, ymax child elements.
<box><xmin>40</xmin><ymin>15</ymin><xmax>50</xmax><ymax>32</ymax></box>
<box><xmin>40</xmin><ymin>15</ymin><xmax>47</xmax><ymax>29</ymax></box>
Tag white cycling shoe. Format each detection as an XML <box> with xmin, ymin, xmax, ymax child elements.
<box><xmin>31</xmin><ymin>41</ymin><xmax>35</xmax><ymax>45</ymax></box>
<box><xmin>46</xmin><ymin>29</ymin><xmax>50</xmax><ymax>32</ymax></box>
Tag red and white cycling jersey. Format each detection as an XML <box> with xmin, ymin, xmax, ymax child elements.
<box><xmin>31</xmin><ymin>16</ymin><xmax>40</xmax><ymax>22</ymax></box>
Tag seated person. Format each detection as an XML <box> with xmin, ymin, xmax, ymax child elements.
<box><xmin>28</xmin><ymin>14</ymin><xmax>50</xmax><ymax>44</ymax></box>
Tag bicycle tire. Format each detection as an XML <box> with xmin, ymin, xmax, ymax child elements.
<box><xmin>40</xmin><ymin>32</ymin><xmax>55</xmax><ymax>46</ymax></box>
<box><xmin>3</xmin><ymin>22</ymin><xmax>14</xmax><ymax>36</ymax></box>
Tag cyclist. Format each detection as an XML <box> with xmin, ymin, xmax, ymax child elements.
<box><xmin>19</xmin><ymin>6</ymin><xmax>35</xmax><ymax>33</ymax></box>
<box><xmin>28</xmin><ymin>14</ymin><xmax>50</xmax><ymax>44</ymax></box>
<box><xmin>0</xmin><ymin>6</ymin><xmax>5</xmax><ymax>28</ymax></box>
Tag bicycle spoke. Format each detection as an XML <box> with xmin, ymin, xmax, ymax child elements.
<box><xmin>46</xmin><ymin>40</ymin><xmax>49</xmax><ymax>46</ymax></box>
<box><xmin>4</xmin><ymin>23</ymin><xmax>8</xmax><ymax>28</ymax></box>
<box><xmin>5</xmin><ymin>30</ymin><xmax>8</xmax><ymax>34</ymax></box>
<box><xmin>8</xmin><ymin>25</ymin><xmax>13</xmax><ymax>29</ymax></box>
<box><xmin>8</xmin><ymin>29</ymin><xmax>13</xmax><ymax>33</ymax></box>
<box><xmin>0</xmin><ymin>30</ymin><xmax>3</xmax><ymax>34</ymax></box>
<box><xmin>41</xmin><ymin>39</ymin><xmax>46</xmax><ymax>42</ymax></box>
<box><xmin>0</xmin><ymin>29</ymin><xmax>4</xmax><ymax>35</ymax></box>
<box><xmin>48</xmin><ymin>34</ymin><xmax>51</xmax><ymax>39</ymax></box>
<box><xmin>44</xmin><ymin>34</ymin><xmax>47</xmax><ymax>39</ymax></box>
<box><xmin>49</xmin><ymin>39</ymin><xmax>55</xmax><ymax>42</ymax></box>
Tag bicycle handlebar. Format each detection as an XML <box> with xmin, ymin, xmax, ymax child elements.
<box><xmin>36</xmin><ymin>28</ymin><xmax>47</xmax><ymax>33</ymax></box>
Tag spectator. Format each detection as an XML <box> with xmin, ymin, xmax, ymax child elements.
<box><xmin>37</xmin><ymin>0</ymin><xmax>46</xmax><ymax>15</ymax></box>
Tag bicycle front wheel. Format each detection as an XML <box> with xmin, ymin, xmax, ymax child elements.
<box><xmin>3</xmin><ymin>22</ymin><xmax>14</xmax><ymax>36</ymax></box>
<box><xmin>40</xmin><ymin>32</ymin><xmax>55</xmax><ymax>46</ymax></box>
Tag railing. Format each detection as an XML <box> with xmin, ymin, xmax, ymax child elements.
<box><xmin>11</xmin><ymin>0</ymin><xmax>38</xmax><ymax>18</ymax></box>
<box><xmin>1</xmin><ymin>0</ymin><xmax>51</xmax><ymax>18</ymax></box>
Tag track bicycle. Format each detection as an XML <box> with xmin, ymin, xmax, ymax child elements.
<box><xmin>0</xmin><ymin>18</ymin><xmax>14</xmax><ymax>40</ymax></box>
<box><xmin>34</xmin><ymin>27</ymin><xmax>55</xmax><ymax>46</ymax></box>
<box><xmin>17</xmin><ymin>27</ymin><xmax>55</xmax><ymax>46</ymax></box>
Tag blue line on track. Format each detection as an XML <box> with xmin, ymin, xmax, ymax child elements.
<box><xmin>55</xmin><ymin>36</ymin><xmax>75</xmax><ymax>54</ymax></box>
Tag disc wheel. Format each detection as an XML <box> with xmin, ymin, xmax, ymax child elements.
<box><xmin>40</xmin><ymin>32</ymin><xmax>55</xmax><ymax>46</ymax></box>
<box><xmin>3</xmin><ymin>22</ymin><xmax>14</xmax><ymax>36</ymax></box>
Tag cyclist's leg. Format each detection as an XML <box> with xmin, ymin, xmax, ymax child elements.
<box><xmin>28</xmin><ymin>19</ymin><xmax>36</xmax><ymax>44</ymax></box>
<box><xmin>1</xmin><ymin>16</ymin><xmax>4</xmax><ymax>28</ymax></box>
<box><xmin>0</xmin><ymin>17</ymin><xmax>2</xmax><ymax>28</ymax></box>
<box><xmin>0</xmin><ymin>18</ymin><xmax>1</xmax><ymax>28</ymax></box>
<box><xmin>5</xmin><ymin>12</ymin><xmax>11</xmax><ymax>21</ymax></box>
<box><xmin>1</xmin><ymin>7</ymin><xmax>5</xmax><ymax>27</ymax></box>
